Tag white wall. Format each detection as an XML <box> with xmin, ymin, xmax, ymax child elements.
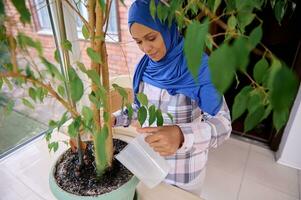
<box><xmin>276</xmin><ymin>84</ymin><xmax>301</xmax><ymax>170</ymax></box>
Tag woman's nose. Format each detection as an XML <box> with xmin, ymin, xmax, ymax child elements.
<box><xmin>143</xmin><ymin>43</ymin><xmax>153</xmax><ymax>54</ymax></box>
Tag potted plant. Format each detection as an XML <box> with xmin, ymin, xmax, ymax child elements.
<box><xmin>1</xmin><ymin>0</ymin><xmax>140</xmax><ymax>199</ymax></box>
<box><xmin>0</xmin><ymin>0</ymin><xmax>299</xmax><ymax>199</ymax></box>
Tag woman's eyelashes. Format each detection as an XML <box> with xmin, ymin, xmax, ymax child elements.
<box><xmin>135</xmin><ymin>36</ymin><xmax>156</xmax><ymax>45</ymax></box>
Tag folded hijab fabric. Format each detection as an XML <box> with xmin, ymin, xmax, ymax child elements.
<box><xmin>128</xmin><ymin>0</ymin><xmax>222</xmax><ymax>116</ymax></box>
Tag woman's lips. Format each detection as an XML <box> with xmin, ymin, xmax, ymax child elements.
<box><xmin>149</xmin><ymin>52</ymin><xmax>157</xmax><ymax>58</ymax></box>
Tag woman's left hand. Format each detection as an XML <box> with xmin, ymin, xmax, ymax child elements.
<box><xmin>136</xmin><ymin>125</ymin><xmax>184</xmax><ymax>156</ymax></box>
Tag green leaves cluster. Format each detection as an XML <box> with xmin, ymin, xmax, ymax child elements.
<box><xmin>136</xmin><ymin>93</ymin><xmax>173</xmax><ymax>127</ymax></box>
<box><xmin>112</xmin><ymin>83</ymin><xmax>133</xmax><ymax>120</ymax></box>
<box><xmin>149</xmin><ymin>0</ymin><xmax>299</xmax><ymax>134</ymax></box>
<box><xmin>231</xmin><ymin>57</ymin><xmax>298</xmax><ymax>133</ymax></box>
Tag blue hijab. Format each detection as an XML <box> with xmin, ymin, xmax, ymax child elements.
<box><xmin>128</xmin><ymin>0</ymin><xmax>222</xmax><ymax>116</ymax></box>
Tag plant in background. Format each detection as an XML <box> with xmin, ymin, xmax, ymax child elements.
<box><xmin>148</xmin><ymin>0</ymin><xmax>299</xmax><ymax>133</ymax></box>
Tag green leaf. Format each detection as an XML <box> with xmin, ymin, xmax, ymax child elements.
<box><xmin>261</xmin><ymin>104</ymin><xmax>272</xmax><ymax>121</ymax></box>
<box><xmin>68</xmin><ymin>68</ymin><xmax>84</xmax><ymax>102</ymax></box>
<box><xmin>148</xmin><ymin>105</ymin><xmax>156</xmax><ymax>126</ymax></box>
<box><xmin>227</xmin><ymin>15</ymin><xmax>237</xmax><ymax>30</ymax></box>
<box><xmin>253</xmin><ymin>58</ymin><xmax>269</xmax><ymax>84</ymax></box>
<box><xmin>95</xmin><ymin>86</ymin><xmax>107</xmax><ymax>107</ymax></box>
<box><xmin>11</xmin><ymin>0</ymin><xmax>31</xmax><ymax>24</ymax></box>
<box><xmin>61</xmin><ymin>39</ymin><xmax>72</xmax><ymax>52</ymax></box>
<box><xmin>28</xmin><ymin>87</ymin><xmax>37</xmax><ymax>102</ymax></box>
<box><xmin>184</xmin><ymin>19</ymin><xmax>209</xmax><ymax>81</ymax></box>
<box><xmin>112</xmin><ymin>83</ymin><xmax>128</xmax><ymax>99</ymax></box>
<box><xmin>54</xmin><ymin>49</ymin><xmax>61</xmax><ymax>63</ymax></box>
<box><xmin>167</xmin><ymin>113</ymin><xmax>174</xmax><ymax>123</ymax></box>
<box><xmin>5</xmin><ymin>100</ymin><xmax>14</xmax><ymax>115</ymax></box>
<box><xmin>156</xmin><ymin>109</ymin><xmax>163</xmax><ymax>126</ymax></box>
<box><xmin>3</xmin><ymin>77</ymin><xmax>13</xmax><ymax>90</ymax></box>
<box><xmin>0</xmin><ymin>0</ymin><xmax>4</xmax><ymax>16</ymax></box>
<box><xmin>48</xmin><ymin>142</ymin><xmax>59</xmax><ymax>153</ymax></box>
<box><xmin>247</xmin><ymin>89</ymin><xmax>265</xmax><ymax>113</ymax></box>
<box><xmin>208</xmin><ymin>44</ymin><xmax>236</xmax><ymax>93</ymax></box>
<box><xmin>205</xmin><ymin>35</ymin><xmax>213</xmax><ymax>51</ymax></box>
<box><xmin>22</xmin><ymin>98</ymin><xmax>34</xmax><ymax>109</ymax></box>
<box><xmin>48</xmin><ymin>120</ymin><xmax>58</xmax><ymax>128</ymax></box>
<box><xmin>267</xmin><ymin>58</ymin><xmax>282</xmax><ymax>88</ymax></box>
<box><xmin>36</xmin><ymin>87</ymin><xmax>47</xmax><ymax>102</ymax></box>
<box><xmin>244</xmin><ymin>105</ymin><xmax>265</xmax><ymax>132</ymax></box>
<box><xmin>232</xmin><ymin>86</ymin><xmax>252</xmax><ymax>121</ymax></box>
<box><xmin>126</xmin><ymin>103</ymin><xmax>133</xmax><ymax>119</ymax></box>
<box><xmin>233</xmin><ymin>37</ymin><xmax>250</xmax><ymax>72</ymax></box>
<box><xmin>45</xmin><ymin>130</ymin><xmax>52</xmax><ymax>142</ymax></box>
<box><xmin>208</xmin><ymin>0</ymin><xmax>222</xmax><ymax>13</ymax></box>
<box><xmin>269</xmin><ymin>65</ymin><xmax>298</xmax><ymax>112</ymax></box>
<box><xmin>17</xmin><ymin>33</ymin><xmax>42</xmax><ymax>55</ymax></box>
<box><xmin>157</xmin><ymin>2</ymin><xmax>168</xmax><ymax>23</ymax></box>
<box><xmin>138</xmin><ymin>106</ymin><xmax>147</xmax><ymax>126</ymax></box>
<box><xmin>25</xmin><ymin>65</ymin><xmax>34</xmax><ymax>78</ymax></box>
<box><xmin>273</xmin><ymin>108</ymin><xmax>289</xmax><ymax>132</ymax></box>
<box><xmin>40</xmin><ymin>57</ymin><xmax>63</xmax><ymax>81</ymax></box>
<box><xmin>82</xmin><ymin>106</ymin><xmax>93</xmax><ymax>124</ymax></box>
<box><xmin>89</xmin><ymin>92</ymin><xmax>102</xmax><ymax>109</ymax></box>
<box><xmin>82</xmin><ymin>25</ymin><xmax>90</xmax><ymax>39</ymax></box>
<box><xmin>150</xmin><ymin>0</ymin><xmax>156</xmax><ymax>19</ymax></box>
<box><xmin>87</xmin><ymin>47</ymin><xmax>102</xmax><ymax>64</ymax></box>
<box><xmin>57</xmin><ymin>112</ymin><xmax>68</xmax><ymax>131</ymax></box>
<box><xmin>86</xmin><ymin>69</ymin><xmax>101</xmax><ymax>88</ymax></box>
<box><xmin>68</xmin><ymin>117</ymin><xmax>81</xmax><ymax>138</ymax></box>
<box><xmin>225</xmin><ymin>0</ymin><xmax>236</xmax><ymax>11</ymax></box>
<box><xmin>137</xmin><ymin>93</ymin><xmax>148</xmax><ymax>107</ymax></box>
<box><xmin>237</xmin><ymin>12</ymin><xmax>255</xmax><ymax>33</ymax></box>
<box><xmin>274</xmin><ymin>0</ymin><xmax>286</xmax><ymax>25</ymax></box>
<box><xmin>76</xmin><ymin>61</ymin><xmax>87</xmax><ymax>73</ymax></box>
<box><xmin>249</xmin><ymin>25</ymin><xmax>263</xmax><ymax>49</ymax></box>
<box><xmin>235</xmin><ymin>0</ymin><xmax>254</xmax><ymax>11</ymax></box>
<box><xmin>57</xmin><ymin>85</ymin><xmax>66</xmax><ymax>98</ymax></box>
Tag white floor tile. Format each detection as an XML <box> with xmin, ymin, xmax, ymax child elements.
<box><xmin>202</xmin><ymin>165</ymin><xmax>241</xmax><ymax>200</ymax></box>
<box><xmin>238</xmin><ymin>178</ymin><xmax>299</xmax><ymax>200</ymax></box>
<box><xmin>244</xmin><ymin>146</ymin><xmax>299</xmax><ymax>198</ymax></box>
<box><xmin>207</xmin><ymin>138</ymin><xmax>250</xmax><ymax>176</ymax></box>
<box><xmin>250</xmin><ymin>143</ymin><xmax>274</xmax><ymax>158</ymax></box>
<box><xmin>299</xmin><ymin>170</ymin><xmax>301</xmax><ymax>200</ymax></box>
<box><xmin>0</xmin><ymin>133</ymin><xmax>67</xmax><ymax>200</ymax></box>
<box><xmin>0</xmin><ymin>186</ymin><xmax>23</xmax><ymax>200</ymax></box>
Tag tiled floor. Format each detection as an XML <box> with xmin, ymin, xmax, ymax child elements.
<box><xmin>202</xmin><ymin>137</ymin><xmax>301</xmax><ymax>200</ymax></box>
<box><xmin>0</xmin><ymin>134</ymin><xmax>300</xmax><ymax>200</ymax></box>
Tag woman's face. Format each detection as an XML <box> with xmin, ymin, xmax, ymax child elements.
<box><xmin>130</xmin><ymin>23</ymin><xmax>167</xmax><ymax>61</ymax></box>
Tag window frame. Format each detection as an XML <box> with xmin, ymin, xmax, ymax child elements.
<box><xmin>33</xmin><ymin>0</ymin><xmax>120</xmax><ymax>42</ymax></box>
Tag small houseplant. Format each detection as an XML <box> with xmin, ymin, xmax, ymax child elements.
<box><xmin>0</xmin><ymin>0</ymin><xmax>300</xmax><ymax>199</ymax></box>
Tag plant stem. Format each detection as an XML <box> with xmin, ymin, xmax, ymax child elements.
<box><xmin>0</xmin><ymin>72</ymin><xmax>79</xmax><ymax>117</ymax></box>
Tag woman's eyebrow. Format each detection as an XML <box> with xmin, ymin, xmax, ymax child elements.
<box><xmin>132</xmin><ymin>32</ymin><xmax>156</xmax><ymax>40</ymax></box>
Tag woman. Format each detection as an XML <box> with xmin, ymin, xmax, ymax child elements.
<box><xmin>114</xmin><ymin>0</ymin><xmax>232</xmax><ymax>196</ymax></box>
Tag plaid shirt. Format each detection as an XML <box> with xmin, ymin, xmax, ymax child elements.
<box><xmin>114</xmin><ymin>82</ymin><xmax>232</xmax><ymax>186</ymax></box>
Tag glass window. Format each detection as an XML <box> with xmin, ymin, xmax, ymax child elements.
<box><xmin>35</xmin><ymin>0</ymin><xmax>119</xmax><ymax>41</ymax></box>
<box><xmin>35</xmin><ymin>0</ymin><xmax>52</xmax><ymax>31</ymax></box>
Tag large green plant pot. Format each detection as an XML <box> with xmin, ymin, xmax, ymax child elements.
<box><xmin>49</xmin><ymin>151</ymin><xmax>139</xmax><ymax>200</ymax></box>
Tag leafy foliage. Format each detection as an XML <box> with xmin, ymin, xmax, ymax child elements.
<box><xmin>0</xmin><ymin>0</ymin><xmax>299</xmax><ymax>181</ymax></box>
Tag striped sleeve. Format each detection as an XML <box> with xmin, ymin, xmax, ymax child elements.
<box><xmin>177</xmin><ymin>97</ymin><xmax>232</xmax><ymax>153</ymax></box>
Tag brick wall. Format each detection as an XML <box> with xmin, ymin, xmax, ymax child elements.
<box><xmin>6</xmin><ymin>0</ymin><xmax>143</xmax><ymax>77</ymax></box>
